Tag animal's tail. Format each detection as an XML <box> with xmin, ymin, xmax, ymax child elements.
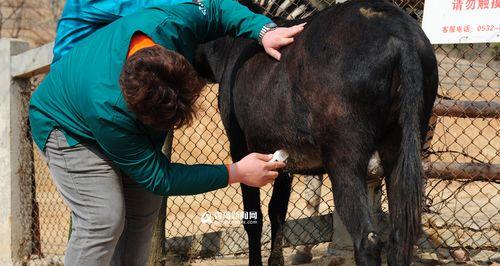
<box><xmin>389</xmin><ymin>43</ymin><xmax>424</xmax><ymax>265</ymax></box>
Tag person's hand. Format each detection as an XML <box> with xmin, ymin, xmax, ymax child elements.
<box><xmin>228</xmin><ymin>153</ymin><xmax>286</xmax><ymax>187</ymax></box>
<box><xmin>262</xmin><ymin>23</ymin><xmax>306</xmax><ymax>61</ymax></box>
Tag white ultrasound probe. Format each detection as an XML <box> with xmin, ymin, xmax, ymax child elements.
<box><xmin>269</xmin><ymin>150</ymin><xmax>289</xmax><ymax>162</ymax></box>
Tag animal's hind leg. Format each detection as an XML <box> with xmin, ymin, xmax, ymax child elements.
<box><xmin>322</xmin><ymin>134</ymin><xmax>382</xmax><ymax>266</ymax></box>
<box><xmin>268</xmin><ymin>172</ymin><xmax>293</xmax><ymax>266</ymax></box>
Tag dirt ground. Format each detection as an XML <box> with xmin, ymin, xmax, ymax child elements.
<box><xmin>30</xmin><ymin>51</ymin><xmax>499</xmax><ymax>264</ymax></box>
<box><xmin>189</xmin><ymin>246</ymin><xmax>499</xmax><ymax>266</ymax></box>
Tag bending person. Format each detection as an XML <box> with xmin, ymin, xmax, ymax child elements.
<box><xmin>53</xmin><ymin>0</ymin><xmax>294</xmax><ymax>62</ymax></box>
<box><xmin>53</xmin><ymin>0</ymin><xmax>192</xmax><ymax>63</ymax></box>
<box><xmin>29</xmin><ymin>0</ymin><xmax>304</xmax><ymax>265</ymax></box>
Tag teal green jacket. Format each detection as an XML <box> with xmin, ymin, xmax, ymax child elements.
<box><xmin>52</xmin><ymin>0</ymin><xmax>190</xmax><ymax>63</ymax></box>
<box><xmin>29</xmin><ymin>0</ymin><xmax>272</xmax><ymax>196</ymax></box>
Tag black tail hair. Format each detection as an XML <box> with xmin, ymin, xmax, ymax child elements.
<box><xmin>389</xmin><ymin>42</ymin><xmax>424</xmax><ymax>265</ymax></box>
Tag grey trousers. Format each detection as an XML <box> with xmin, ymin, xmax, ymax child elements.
<box><xmin>43</xmin><ymin>129</ymin><xmax>162</xmax><ymax>266</ymax></box>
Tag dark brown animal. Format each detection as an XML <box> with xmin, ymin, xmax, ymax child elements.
<box><xmin>195</xmin><ymin>0</ymin><xmax>438</xmax><ymax>265</ymax></box>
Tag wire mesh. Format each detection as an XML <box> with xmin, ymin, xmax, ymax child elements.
<box><xmin>13</xmin><ymin>75</ymin><xmax>70</xmax><ymax>266</ymax></box>
<box><xmin>418</xmin><ymin>42</ymin><xmax>499</xmax><ymax>263</ymax></box>
<box><xmin>17</xmin><ymin>0</ymin><xmax>499</xmax><ymax>265</ymax></box>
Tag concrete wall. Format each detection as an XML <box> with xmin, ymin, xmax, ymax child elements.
<box><xmin>0</xmin><ymin>38</ymin><xmax>46</xmax><ymax>266</ymax></box>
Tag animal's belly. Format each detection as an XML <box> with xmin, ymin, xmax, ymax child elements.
<box><xmin>247</xmin><ymin>136</ymin><xmax>325</xmax><ymax>174</ymax></box>
<box><xmin>233</xmin><ymin>73</ymin><xmax>324</xmax><ymax>173</ymax></box>
<box><xmin>286</xmin><ymin>148</ymin><xmax>324</xmax><ymax>173</ymax></box>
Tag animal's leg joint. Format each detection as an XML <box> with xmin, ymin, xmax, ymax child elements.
<box><xmin>367</xmin><ymin>232</ymin><xmax>378</xmax><ymax>245</ymax></box>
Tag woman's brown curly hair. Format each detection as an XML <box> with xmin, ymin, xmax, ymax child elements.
<box><xmin>119</xmin><ymin>45</ymin><xmax>206</xmax><ymax>130</ymax></box>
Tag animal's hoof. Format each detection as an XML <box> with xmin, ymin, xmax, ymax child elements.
<box><xmin>268</xmin><ymin>253</ymin><xmax>285</xmax><ymax>266</ymax></box>
<box><xmin>291</xmin><ymin>249</ymin><xmax>313</xmax><ymax>265</ymax></box>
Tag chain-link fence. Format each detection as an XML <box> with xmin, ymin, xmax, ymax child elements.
<box><xmin>15</xmin><ymin>0</ymin><xmax>499</xmax><ymax>265</ymax></box>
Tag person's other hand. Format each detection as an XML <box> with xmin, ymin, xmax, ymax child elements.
<box><xmin>262</xmin><ymin>23</ymin><xmax>306</xmax><ymax>61</ymax></box>
<box><xmin>228</xmin><ymin>153</ymin><xmax>286</xmax><ymax>187</ymax></box>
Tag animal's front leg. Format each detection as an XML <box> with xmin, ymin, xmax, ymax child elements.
<box><xmin>268</xmin><ymin>173</ymin><xmax>293</xmax><ymax>266</ymax></box>
<box><xmin>242</xmin><ymin>184</ymin><xmax>264</xmax><ymax>266</ymax></box>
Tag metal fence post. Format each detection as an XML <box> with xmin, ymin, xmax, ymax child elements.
<box><xmin>0</xmin><ymin>38</ymin><xmax>33</xmax><ymax>265</ymax></box>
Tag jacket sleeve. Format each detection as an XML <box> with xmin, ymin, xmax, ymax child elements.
<box><xmin>53</xmin><ymin>2</ymin><xmax>120</xmax><ymax>62</ymax></box>
<box><xmin>87</xmin><ymin>109</ymin><xmax>229</xmax><ymax>196</ymax></box>
<box><xmin>206</xmin><ymin>0</ymin><xmax>273</xmax><ymax>40</ymax></box>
